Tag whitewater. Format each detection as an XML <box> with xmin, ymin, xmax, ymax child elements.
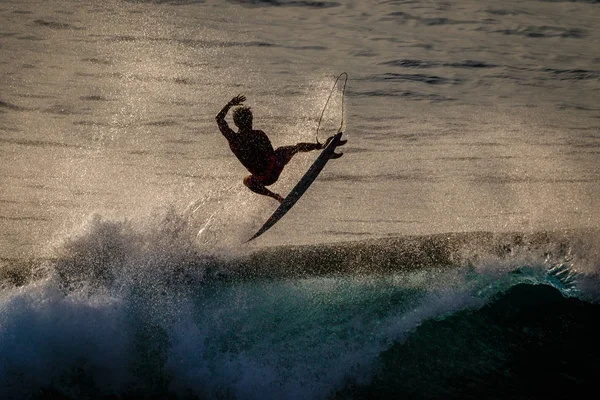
<box><xmin>1</xmin><ymin>0</ymin><xmax>599</xmax><ymax>399</ymax></box>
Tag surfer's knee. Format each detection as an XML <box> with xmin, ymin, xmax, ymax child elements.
<box><xmin>243</xmin><ymin>175</ymin><xmax>255</xmax><ymax>189</ymax></box>
<box><xmin>244</xmin><ymin>175</ymin><xmax>265</xmax><ymax>192</ymax></box>
<box><xmin>275</xmin><ymin>146</ymin><xmax>297</xmax><ymax>160</ymax></box>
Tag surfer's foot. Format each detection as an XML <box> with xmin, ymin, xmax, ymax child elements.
<box><xmin>321</xmin><ymin>135</ymin><xmax>334</xmax><ymax>149</ymax></box>
<box><xmin>319</xmin><ymin>135</ymin><xmax>347</xmax><ymax>149</ymax></box>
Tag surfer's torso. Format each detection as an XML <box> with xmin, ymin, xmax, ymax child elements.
<box><xmin>224</xmin><ymin>128</ymin><xmax>275</xmax><ymax>176</ymax></box>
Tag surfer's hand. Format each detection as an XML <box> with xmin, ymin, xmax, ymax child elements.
<box><xmin>229</xmin><ymin>94</ymin><xmax>246</xmax><ymax>106</ymax></box>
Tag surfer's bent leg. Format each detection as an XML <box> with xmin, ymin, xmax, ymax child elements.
<box><xmin>274</xmin><ymin>142</ymin><xmax>321</xmax><ymax>166</ymax></box>
<box><xmin>244</xmin><ymin>143</ymin><xmax>321</xmax><ymax>203</ymax></box>
<box><xmin>244</xmin><ymin>176</ymin><xmax>284</xmax><ymax>203</ymax></box>
<box><xmin>295</xmin><ymin>142</ymin><xmax>322</xmax><ymax>152</ymax></box>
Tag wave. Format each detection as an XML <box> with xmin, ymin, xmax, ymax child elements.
<box><xmin>1</xmin><ymin>213</ymin><xmax>599</xmax><ymax>399</ymax></box>
<box><xmin>492</xmin><ymin>25</ymin><xmax>588</xmax><ymax>39</ymax></box>
<box><xmin>363</xmin><ymin>73</ymin><xmax>462</xmax><ymax>85</ymax></box>
<box><xmin>348</xmin><ymin>88</ymin><xmax>455</xmax><ymax>102</ymax></box>
<box><xmin>0</xmin><ymin>137</ymin><xmax>78</xmax><ymax>149</ymax></box>
<box><xmin>2</xmin><ymin>212</ymin><xmax>598</xmax><ymax>291</ymax></box>
<box><xmin>33</xmin><ymin>19</ymin><xmax>84</xmax><ymax>30</ymax></box>
<box><xmin>0</xmin><ymin>100</ymin><xmax>25</xmax><ymax>111</ymax></box>
<box><xmin>379</xmin><ymin>59</ymin><xmax>498</xmax><ymax>69</ymax></box>
<box><xmin>229</xmin><ymin>0</ymin><xmax>341</xmax><ymax>8</ymax></box>
<box><xmin>342</xmin><ymin>282</ymin><xmax>600</xmax><ymax>399</ymax></box>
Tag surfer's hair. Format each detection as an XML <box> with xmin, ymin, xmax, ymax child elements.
<box><xmin>233</xmin><ymin>106</ymin><xmax>253</xmax><ymax>129</ymax></box>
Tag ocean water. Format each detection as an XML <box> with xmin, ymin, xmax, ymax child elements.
<box><xmin>1</xmin><ymin>0</ymin><xmax>599</xmax><ymax>399</ymax></box>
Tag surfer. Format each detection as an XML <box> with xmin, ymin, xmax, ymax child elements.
<box><xmin>216</xmin><ymin>94</ymin><xmax>343</xmax><ymax>203</ymax></box>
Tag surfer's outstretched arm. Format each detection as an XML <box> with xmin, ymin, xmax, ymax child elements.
<box><xmin>216</xmin><ymin>94</ymin><xmax>246</xmax><ymax>139</ymax></box>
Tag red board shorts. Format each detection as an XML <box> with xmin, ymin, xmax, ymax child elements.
<box><xmin>247</xmin><ymin>146</ymin><xmax>297</xmax><ymax>187</ymax></box>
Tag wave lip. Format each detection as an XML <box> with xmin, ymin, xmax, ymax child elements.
<box><xmin>2</xmin><ymin>213</ymin><xmax>597</xmax><ymax>291</ymax></box>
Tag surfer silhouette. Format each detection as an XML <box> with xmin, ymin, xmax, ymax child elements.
<box><xmin>216</xmin><ymin>94</ymin><xmax>344</xmax><ymax>203</ymax></box>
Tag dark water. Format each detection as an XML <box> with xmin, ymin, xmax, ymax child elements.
<box><xmin>1</xmin><ymin>0</ymin><xmax>599</xmax><ymax>398</ymax></box>
<box><xmin>347</xmin><ymin>283</ymin><xmax>600</xmax><ymax>400</ymax></box>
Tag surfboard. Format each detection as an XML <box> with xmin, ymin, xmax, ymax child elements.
<box><xmin>247</xmin><ymin>131</ymin><xmax>346</xmax><ymax>242</ymax></box>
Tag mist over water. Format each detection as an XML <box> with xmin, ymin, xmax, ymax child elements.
<box><xmin>1</xmin><ymin>0</ymin><xmax>599</xmax><ymax>398</ymax></box>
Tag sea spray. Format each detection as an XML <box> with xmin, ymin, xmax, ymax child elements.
<box><xmin>1</xmin><ymin>213</ymin><xmax>598</xmax><ymax>399</ymax></box>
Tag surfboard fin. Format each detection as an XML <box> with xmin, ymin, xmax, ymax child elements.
<box><xmin>331</xmin><ymin>152</ymin><xmax>343</xmax><ymax>159</ymax></box>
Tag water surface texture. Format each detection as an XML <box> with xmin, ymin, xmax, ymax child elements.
<box><xmin>1</xmin><ymin>0</ymin><xmax>599</xmax><ymax>399</ymax></box>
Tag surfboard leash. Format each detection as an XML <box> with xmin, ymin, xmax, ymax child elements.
<box><xmin>315</xmin><ymin>72</ymin><xmax>348</xmax><ymax>144</ymax></box>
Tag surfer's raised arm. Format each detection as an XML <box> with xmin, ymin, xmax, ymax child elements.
<box><xmin>216</xmin><ymin>94</ymin><xmax>246</xmax><ymax>139</ymax></box>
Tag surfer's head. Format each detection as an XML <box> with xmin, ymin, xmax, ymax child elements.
<box><xmin>233</xmin><ymin>106</ymin><xmax>253</xmax><ymax>130</ymax></box>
